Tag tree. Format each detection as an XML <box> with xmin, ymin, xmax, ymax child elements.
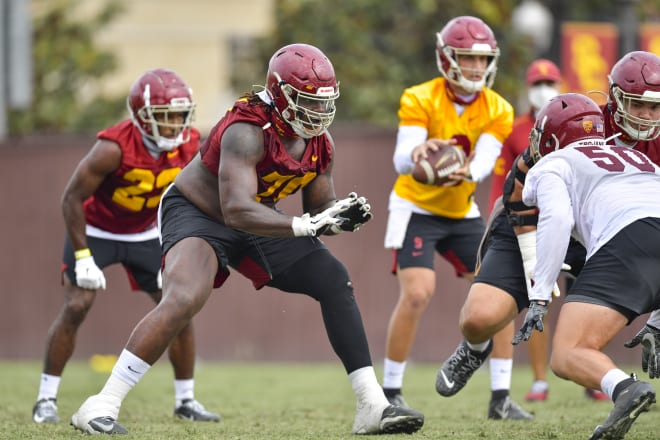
<box><xmin>237</xmin><ymin>0</ymin><xmax>529</xmax><ymax>127</ymax></box>
<box><xmin>9</xmin><ymin>0</ymin><xmax>126</xmax><ymax>136</ymax></box>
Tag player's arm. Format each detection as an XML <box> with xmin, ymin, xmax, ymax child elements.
<box><xmin>61</xmin><ymin>139</ymin><xmax>122</xmax><ymax>250</ymax></box>
<box><xmin>61</xmin><ymin>139</ymin><xmax>121</xmax><ymax>290</ymax></box>
<box><xmin>218</xmin><ymin>122</ymin><xmax>294</xmax><ymax>236</ymax></box>
<box><xmin>218</xmin><ymin>124</ymin><xmax>346</xmax><ymax>238</ymax></box>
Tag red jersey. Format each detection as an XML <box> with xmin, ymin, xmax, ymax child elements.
<box><xmin>200</xmin><ymin>98</ymin><xmax>333</xmax><ymax>205</ymax></box>
<box><xmin>487</xmin><ymin>110</ymin><xmax>535</xmax><ymax>213</ymax></box>
<box><xmin>84</xmin><ymin>120</ymin><xmax>199</xmax><ymax>233</ymax></box>
<box><xmin>602</xmin><ymin>103</ymin><xmax>660</xmax><ymax>165</ymax></box>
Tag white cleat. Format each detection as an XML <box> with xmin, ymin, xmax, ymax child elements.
<box><xmin>70</xmin><ymin>394</ymin><xmax>126</xmax><ymax>435</ymax></box>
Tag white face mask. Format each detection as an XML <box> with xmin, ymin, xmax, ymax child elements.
<box><xmin>528</xmin><ymin>84</ymin><xmax>559</xmax><ymax>110</ymax></box>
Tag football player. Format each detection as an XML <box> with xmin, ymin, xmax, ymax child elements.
<box><xmin>32</xmin><ymin>69</ymin><xmax>220</xmax><ymax>424</ymax></box>
<box><xmin>437</xmin><ymin>51</ymin><xmax>660</xmax><ymax>435</ymax></box>
<box><xmin>519</xmin><ymin>92</ymin><xmax>658</xmax><ymax>439</ymax></box>
<box><xmin>70</xmin><ymin>43</ymin><xmax>424</xmax><ymax>435</ymax></box>
<box><xmin>381</xmin><ymin>15</ymin><xmax>527</xmax><ymax>419</ymax></box>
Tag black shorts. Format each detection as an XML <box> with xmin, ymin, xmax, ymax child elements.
<box><xmin>63</xmin><ymin>235</ymin><xmax>161</xmax><ymax>293</ymax></box>
<box><xmin>395</xmin><ymin>213</ymin><xmax>484</xmax><ymax>276</ymax></box>
<box><xmin>474</xmin><ymin>213</ymin><xmax>587</xmax><ymax>312</ymax></box>
<box><xmin>160</xmin><ymin>185</ymin><xmax>327</xmax><ymax>289</ymax></box>
<box><xmin>566</xmin><ymin>217</ymin><xmax>660</xmax><ymax>323</ymax></box>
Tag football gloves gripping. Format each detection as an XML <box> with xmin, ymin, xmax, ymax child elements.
<box><xmin>624</xmin><ymin>324</ymin><xmax>660</xmax><ymax>379</ymax></box>
<box><xmin>291</xmin><ymin>192</ymin><xmax>372</xmax><ymax>237</ymax></box>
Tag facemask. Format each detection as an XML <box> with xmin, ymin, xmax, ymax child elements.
<box><xmin>156</xmin><ymin>133</ymin><xmax>185</xmax><ymax>151</ymax></box>
<box><xmin>528</xmin><ymin>84</ymin><xmax>559</xmax><ymax>110</ymax></box>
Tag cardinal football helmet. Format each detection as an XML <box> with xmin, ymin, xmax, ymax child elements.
<box><xmin>127</xmin><ymin>68</ymin><xmax>195</xmax><ymax>151</ymax></box>
<box><xmin>436</xmin><ymin>16</ymin><xmax>499</xmax><ymax>93</ymax></box>
<box><xmin>529</xmin><ymin>93</ymin><xmax>605</xmax><ymax>162</ymax></box>
<box><xmin>608</xmin><ymin>51</ymin><xmax>660</xmax><ymax>142</ymax></box>
<box><xmin>266</xmin><ymin>43</ymin><xmax>340</xmax><ymax>139</ymax></box>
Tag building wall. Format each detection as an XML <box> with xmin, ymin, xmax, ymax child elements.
<box><xmin>44</xmin><ymin>0</ymin><xmax>275</xmax><ymax>133</ymax></box>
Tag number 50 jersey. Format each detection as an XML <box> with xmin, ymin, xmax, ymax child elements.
<box><xmin>84</xmin><ymin>119</ymin><xmax>199</xmax><ymax>234</ymax></box>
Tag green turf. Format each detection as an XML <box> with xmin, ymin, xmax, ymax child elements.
<box><xmin>2</xmin><ymin>360</ymin><xmax>656</xmax><ymax>439</ymax></box>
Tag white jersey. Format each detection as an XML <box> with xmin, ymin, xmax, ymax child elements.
<box><xmin>522</xmin><ymin>142</ymin><xmax>660</xmax><ymax>301</ymax></box>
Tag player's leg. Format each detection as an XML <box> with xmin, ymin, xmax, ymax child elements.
<box><xmin>437</xmin><ymin>213</ymin><xmax>532</xmax><ymax>418</ymax></box>
<box><xmin>268</xmin><ymin>242</ymin><xmax>424</xmax><ymax>435</ymax></box>
<box><xmin>34</xmin><ymin>236</ymin><xmax>111</xmax><ymax>423</ymax></box>
<box><xmin>525</xmin><ymin>325</ymin><xmax>550</xmax><ymax>401</ymax></box>
<box><xmin>554</xmin><ymin>221</ymin><xmax>660</xmax><ymax>438</ymax></box>
<box><xmin>71</xmin><ymin>189</ymin><xmax>225</xmax><ymax>434</ymax></box>
<box><xmin>71</xmin><ymin>236</ymin><xmax>218</xmax><ymax>434</ymax></box>
<box><xmin>383</xmin><ymin>266</ymin><xmax>435</xmax><ymax>406</ymax></box>
<box><xmin>383</xmin><ymin>213</ymin><xmax>441</xmax><ymax>407</ymax></box>
<box><xmin>130</xmin><ymin>238</ymin><xmax>219</xmax><ymax>422</ymax></box>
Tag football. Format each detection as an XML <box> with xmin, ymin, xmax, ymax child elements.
<box><xmin>411</xmin><ymin>145</ymin><xmax>466</xmax><ymax>185</ymax></box>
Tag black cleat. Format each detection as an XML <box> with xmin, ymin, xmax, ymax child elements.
<box><xmin>436</xmin><ymin>340</ymin><xmax>492</xmax><ymax>397</ymax></box>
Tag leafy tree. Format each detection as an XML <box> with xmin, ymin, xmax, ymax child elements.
<box><xmin>238</xmin><ymin>0</ymin><xmax>529</xmax><ymax>127</ymax></box>
<box><xmin>236</xmin><ymin>0</ymin><xmax>656</xmax><ymax>127</ymax></box>
<box><xmin>9</xmin><ymin>0</ymin><xmax>126</xmax><ymax>135</ymax></box>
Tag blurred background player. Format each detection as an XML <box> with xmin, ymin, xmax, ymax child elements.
<box><xmin>381</xmin><ymin>15</ymin><xmax>531</xmax><ymax>419</ymax></box>
<box><xmin>70</xmin><ymin>43</ymin><xmax>424</xmax><ymax>435</ymax></box>
<box><xmin>32</xmin><ymin>68</ymin><xmax>220</xmax><ymax>424</ymax></box>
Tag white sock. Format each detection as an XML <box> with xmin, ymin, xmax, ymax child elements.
<box><xmin>174</xmin><ymin>379</ymin><xmax>194</xmax><ymax>407</ymax></box>
<box><xmin>349</xmin><ymin>366</ymin><xmax>389</xmax><ymax>406</ymax></box>
<box><xmin>531</xmin><ymin>380</ymin><xmax>549</xmax><ymax>393</ymax></box>
<box><xmin>467</xmin><ymin>339</ymin><xmax>491</xmax><ymax>352</ymax></box>
<box><xmin>109</xmin><ymin>349</ymin><xmax>150</xmax><ymax>388</ymax></box>
<box><xmin>489</xmin><ymin>358</ymin><xmax>513</xmax><ymax>391</ymax></box>
<box><xmin>601</xmin><ymin>368</ymin><xmax>630</xmax><ymax>400</ymax></box>
<box><xmin>37</xmin><ymin>374</ymin><xmax>61</xmax><ymax>401</ymax></box>
<box><xmin>382</xmin><ymin>358</ymin><xmax>407</xmax><ymax>389</ymax></box>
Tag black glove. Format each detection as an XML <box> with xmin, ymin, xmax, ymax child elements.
<box><xmin>624</xmin><ymin>324</ymin><xmax>660</xmax><ymax>379</ymax></box>
<box><xmin>331</xmin><ymin>192</ymin><xmax>372</xmax><ymax>233</ymax></box>
<box><xmin>512</xmin><ymin>300</ymin><xmax>548</xmax><ymax>345</ymax></box>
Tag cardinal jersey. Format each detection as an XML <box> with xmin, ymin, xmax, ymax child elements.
<box><xmin>200</xmin><ymin>97</ymin><xmax>333</xmax><ymax>205</ymax></box>
<box><xmin>523</xmin><ymin>143</ymin><xmax>660</xmax><ymax>299</ymax></box>
<box><xmin>392</xmin><ymin>77</ymin><xmax>513</xmax><ymax>218</ymax></box>
<box><xmin>84</xmin><ymin>120</ymin><xmax>199</xmax><ymax>234</ymax></box>
<box><xmin>488</xmin><ymin>111</ymin><xmax>535</xmax><ymax>213</ymax></box>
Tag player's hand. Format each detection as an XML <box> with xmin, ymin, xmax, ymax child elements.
<box><xmin>329</xmin><ymin>192</ymin><xmax>373</xmax><ymax>233</ymax></box>
<box><xmin>512</xmin><ymin>300</ymin><xmax>548</xmax><ymax>345</ymax></box>
<box><xmin>292</xmin><ymin>202</ymin><xmax>346</xmax><ymax>237</ymax></box>
<box><xmin>624</xmin><ymin>325</ymin><xmax>660</xmax><ymax>379</ymax></box>
<box><xmin>75</xmin><ymin>255</ymin><xmax>107</xmax><ymax>290</ymax></box>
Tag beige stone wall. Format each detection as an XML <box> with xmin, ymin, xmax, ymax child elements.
<box><xmin>65</xmin><ymin>0</ymin><xmax>274</xmax><ymax>133</ymax></box>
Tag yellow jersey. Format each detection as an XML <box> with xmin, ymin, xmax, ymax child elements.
<box><xmin>393</xmin><ymin>77</ymin><xmax>513</xmax><ymax>218</ymax></box>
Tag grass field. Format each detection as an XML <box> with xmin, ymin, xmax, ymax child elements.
<box><xmin>2</xmin><ymin>360</ymin><xmax>657</xmax><ymax>439</ymax></box>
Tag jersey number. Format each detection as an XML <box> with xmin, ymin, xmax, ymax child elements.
<box><xmin>112</xmin><ymin>167</ymin><xmax>181</xmax><ymax>211</ymax></box>
<box><xmin>257</xmin><ymin>171</ymin><xmax>317</xmax><ymax>202</ymax></box>
<box><xmin>575</xmin><ymin>146</ymin><xmax>655</xmax><ymax>172</ymax></box>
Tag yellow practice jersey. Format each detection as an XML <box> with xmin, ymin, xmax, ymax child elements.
<box><xmin>393</xmin><ymin>77</ymin><xmax>513</xmax><ymax>218</ymax></box>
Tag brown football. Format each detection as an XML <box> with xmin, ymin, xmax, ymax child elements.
<box><xmin>411</xmin><ymin>145</ymin><xmax>466</xmax><ymax>185</ymax></box>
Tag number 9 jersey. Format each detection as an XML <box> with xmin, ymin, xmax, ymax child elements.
<box><xmin>84</xmin><ymin>120</ymin><xmax>200</xmax><ymax>234</ymax></box>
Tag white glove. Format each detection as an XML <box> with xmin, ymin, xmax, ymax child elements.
<box><xmin>516</xmin><ymin>230</ymin><xmax>560</xmax><ymax>299</ymax></box>
<box><xmin>74</xmin><ymin>254</ymin><xmax>106</xmax><ymax>290</ymax></box>
<box><xmin>291</xmin><ymin>212</ymin><xmax>340</xmax><ymax>237</ymax></box>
